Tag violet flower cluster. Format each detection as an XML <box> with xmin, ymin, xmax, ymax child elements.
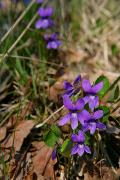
<box><xmin>58</xmin><ymin>75</ymin><xmax>106</xmax><ymax>157</ymax></box>
<box><xmin>35</xmin><ymin>0</ymin><xmax>62</xmax><ymax>49</ymax></box>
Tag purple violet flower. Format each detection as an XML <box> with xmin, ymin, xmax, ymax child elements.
<box><xmin>58</xmin><ymin>95</ymin><xmax>85</xmax><ymax>129</ymax></box>
<box><xmin>52</xmin><ymin>148</ymin><xmax>57</xmax><ymax>160</ymax></box>
<box><xmin>35</xmin><ymin>18</ymin><xmax>53</xmax><ymax>29</ymax></box>
<box><xmin>82</xmin><ymin>79</ymin><xmax>103</xmax><ymax>111</ymax></box>
<box><xmin>44</xmin><ymin>33</ymin><xmax>62</xmax><ymax>49</ymax></box>
<box><xmin>38</xmin><ymin>7</ymin><xmax>53</xmax><ymax>17</ymax></box>
<box><xmin>71</xmin><ymin>130</ymin><xmax>91</xmax><ymax>156</ymax></box>
<box><xmin>35</xmin><ymin>7</ymin><xmax>53</xmax><ymax>29</ymax></box>
<box><xmin>64</xmin><ymin>75</ymin><xmax>81</xmax><ymax>96</ymax></box>
<box><xmin>79</xmin><ymin>109</ymin><xmax>106</xmax><ymax>134</ymax></box>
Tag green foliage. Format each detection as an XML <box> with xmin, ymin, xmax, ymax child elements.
<box><xmin>108</xmin><ymin>85</ymin><xmax>119</xmax><ymax>102</ymax></box>
<box><xmin>96</xmin><ymin>18</ymin><xmax>104</xmax><ymax>28</ymax></box>
<box><xmin>44</xmin><ymin>125</ymin><xmax>61</xmax><ymax>147</ymax></box>
<box><xmin>51</xmin><ymin>125</ymin><xmax>62</xmax><ymax>137</ymax></box>
<box><xmin>60</xmin><ymin>139</ymin><xmax>73</xmax><ymax>157</ymax></box>
<box><xmin>95</xmin><ymin>75</ymin><xmax>110</xmax><ymax>98</ymax></box>
<box><xmin>99</xmin><ymin>106</ymin><xmax>110</xmax><ymax>123</ymax></box>
<box><xmin>85</xmin><ymin>133</ymin><xmax>90</xmax><ymax>145</ymax></box>
<box><xmin>111</xmin><ymin>44</ymin><xmax>119</xmax><ymax>56</ymax></box>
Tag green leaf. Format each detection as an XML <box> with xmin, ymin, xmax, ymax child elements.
<box><xmin>51</xmin><ymin>125</ymin><xmax>61</xmax><ymax>137</ymax></box>
<box><xmin>114</xmin><ymin>85</ymin><xmax>119</xmax><ymax>99</ymax></box>
<box><xmin>44</xmin><ymin>125</ymin><xmax>61</xmax><ymax>147</ymax></box>
<box><xmin>108</xmin><ymin>76</ymin><xmax>120</xmax><ymax>91</ymax></box>
<box><xmin>60</xmin><ymin>139</ymin><xmax>73</xmax><ymax>157</ymax></box>
<box><xmin>96</xmin><ymin>18</ymin><xmax>104</xmax><ymax>28</ymax></box>
<box><xmin>99</xmin><ymin>106</ymin><xmax>110</xmax><ymax>123</ymax></box>
<box><xmin>85</xmin><ymin>133</ymin><xmax>90</xmax><ymax>145</ymax></box>
<box><xmin>111</xmin><ymin>44</ymin><xmax>119</xmax><ymax>56</ymax></box>
<box><xmin>44</xmin><ymin>131</ymin><xmax>58</xmax><ymax>147</ymax></box>
<box><xmin>95</xmin><ymin>76</ymin><xmax>110</xmax><ymax>98</ymax></box>
<box><xmin>107</xmin><ymin>85</ymin><xmax>119</xmax><ymax>102</ymax></box>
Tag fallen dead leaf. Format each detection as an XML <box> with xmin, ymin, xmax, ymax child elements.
<box><xmin>32</xmin><ymin>141</ymin><xmax>57</xmax><ymax>179</ymax></box>
<box><xmin>0</xmin><ymin>126</ymin><xmax>7</xmax><ymax>142</ymax></box>
<box><xmin>3</xmin><ymin>120</ymin><xmax>35</xmax><ymax>152</ymax></box>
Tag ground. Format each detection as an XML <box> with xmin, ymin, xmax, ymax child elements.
<box><xmin>0</xmin><ymin>0</ymin><xmax>120</xmax><ymax>179</ymax></box>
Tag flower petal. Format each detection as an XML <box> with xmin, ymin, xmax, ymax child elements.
<box><xmin>81</xmin><ymin>109</ymin><xmax>91</xmax><ymax>121</ymax></box>
<box><xmin>73</xmin><ymin>75</ymin><xmax>81</xmax><ymax>85</ymax></box>
<box><xmin>58</xmin><ymin>113</ymin><xmax>70</xmax><ymax>126</ymax></box>
<box><xmin>47</xmin><ymin>41</ymin><xmax>58</xmax><ymax>49</ymax></box>
<box><xmin>63</xmin><ymin>81</ymin><xmax>73</xmax><ymax>90</ymax></box>
<box><xmin>84</xmin><ymin>145</ymin><xmax>91</xmax><ymax>154</ymax></box>
<box><xmin>77</xmin><ymin>130</ymin><xmax>85</xmax><ymax>142</ymax></box>
<box><xmin>82</xmin><ymin>123</ymin><xmax>89</xmax><ymax>132</ymax></box>
<box><xmin>71</xmin><ymin>113</ymin><xmax>78</xmax><ymax>129</ymax></box>
<box><xmin>77</xmin><ymin>112</ymin><xmax>85</xmax><ymax>125</ymax></box>
<box><xmin>78</xmin><ymin>145</ymin><xmax>84</xmax><ymax>156</ymax></box>
<box><xmin>93</xmin><ymin>110</ymin><xmax>103</xmax><ymax>120</ymax></box>
<box><xmin>90</xmin><ymin>123</ymin><xmax>96</xmax><ymax>134</ymax></box>
<box><xmin>35</xmin><ymin>19</ymin><xmax>52</xmax><ymax>29</ymax></box>
<box><xmin>38</xmin><ymin>7</ymin><xmax>53</xmax><ymax>17</ymax></box>
<box><xmin>52</xmin><ymin>149</ymin><xmax>56</xmax><ymax>160</ymax></box>
<box><xmin>89</xmin><ymin>96</ymin><xmax>99</xmax><ymax>111</ymax></box>
<box><xmin>63</xmin><ymin>95</ymin><xmax>74</xmax><ymax>110</ymax></box>
<box><xmin>91</xmin><ymin>82</ymin><xmax>103</xmax><ymax>93</ymax></box>
<box><xmin>71</xmin><ymin>134</ymin><xmax>78</xmax><ymax>142</ymax></box>
<box><xmin>75</xmin><ymin>98</ymin><xmax>84</xmax><ymax>110</ymax></box>
<box><xmin>83</xmin><ymin>95</ymin><xmax>90</xmax><ymax>104</ymax></box>
<box><xmin>97</xmin><ymin>122</ymin><xmax>106</xmax><ymax>130</ymax></box>
<box><xmin>82</xmin><ymin>79</ymin><xmax>91</xmax><ymax>92</ymax></box>
<box><xmin>71</xmin><ymin>144</ymin><xmax>79</xmax><ymax>155</ymax></box>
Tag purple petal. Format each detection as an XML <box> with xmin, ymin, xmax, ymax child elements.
<box><xmin>35</xmin><ymin>19</ymin><xmax>52</xmax><ymax>29</ymax></box>
<box><xmin>35</xmin><ymin>19</ymin><xmax>43</xmax><ymax>29</ymax></box>
<box><xmin>50</xmin><ymin>33</ymin><xmax>58</xmax><ymax>40</ymax></box>
<box><xmin>64</xmin><ymin>81</ymin><xmax>73</xmax><ymax>90</ymax></box>
<box><xmin>58</xmin><ymin>113</ymin><xmax>70</xmax><ymax>126</ymax></box>
<box><xmin>78</xmin><ymin>112</ymin><xmax>85</xmax><ymax>125</ymax></box>
<box><xmin>63</xmin><ymin>95</ymin><xmax>74</xmax><ymax>110</ymax></box>
<box><xmin>71</xmin><ymin>144</ymin><xmax>79</xmax><ymax>155</ymax></box>
<box><xmin>82</xmin><ymin>79</ymin><xmax>91</xmax><ymax>92</ymax></box>
<box><xmin>93</xmin><ymin>110</ymin><xmax>103</xmax><ymax>120</ymax></box>
<box><xmin>97</xmin><ymin>122</ymin><xmax>106</xmax><ymax>130</ymax></box>
<box><xmin>91</xmin><ymin>82</ymin><xmax>103</xmax><ymax>93</ymax></box>
<box><xmin>38</xmin><ymin>7</ymin><xmax>53</xmax><ymax>17</ymax></box>
<box><xmin>84</xmin><ymin>145</ymin><xmax>91</xmax><ymax>154</ymax></box>
<box><xmin>47</xmin><ymin>41</ymin><xmax>58</xmax><ymax>49</ymax></box>
<box><xmin>71</xmin><ymin>113</ymin><xmax>78</xmax><ymax>129</ymax></box>
<box><xmin>56</xmin><ymin>40</ymin><xmax>62</xmax><ymax>46</ymax></box>
<box><xmin>78</xmin><ymin>145</ymin><xmax>84</xmax><ymax>156</ymax></box>
<box><xmin>89</xmin><ymin>95</ymin><xmax>99</xmax><ymax>111</ymax></box>
<box><xmin>73</xmin><ymin>75</ymin><xmax>81</xmax><ymax>85</ymax></box>
<box><xmin>82</xmin><ymin>123</ymin><xmax>89</xmax><ymax>132</ymax></box>
<box><xmin>77</xmin><ymin>130</ymin><xmax>85</xmax><ymax>143</ymax></box>
<box><xmin>83</xmin><ymin>95</ymin><xmax>90</xmax><ymax>104</ymax></box>
<box><xmin>71</xmin><ymin>134</ymin><xmax>78</xmax><ymax>142</ymax></box>
<box><xmin>52</xmin><ymin>149</ymin><xmax>56</xmax><ymax>160</ymax></box>
<box><xmin>47</xmin><ymin>40</ymin><xmax>61</xmax><ymax>49</ymax></box>
<box><xmin>90</xmin><ymin>123</ymin><xmax>96</xmax><ymax>134</ymax></box>
<box><xmin>75</xmin><ymin>98</ymin><xmax>84</xmax><ymax>110</ymax></box>
<box><xmin>81</xmin><ymin>109</ymin><xmax>91</xmax><ymax>121</ymax></box>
